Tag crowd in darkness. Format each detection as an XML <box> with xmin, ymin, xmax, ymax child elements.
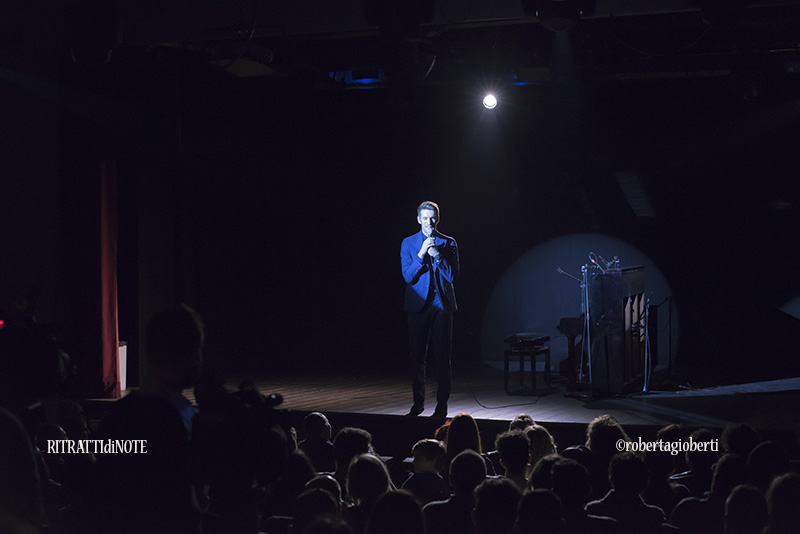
<box><xmin>2</xmin><ymin>305</ymin><xmax>800</xmax><ymax>534</ymax></box>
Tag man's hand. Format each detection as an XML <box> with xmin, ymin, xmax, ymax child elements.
<box><xmin>418</xmin><ymin>236</ymin><xmax>437</xmax><ymax>259</ymax></box>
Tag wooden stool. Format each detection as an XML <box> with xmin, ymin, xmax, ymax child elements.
<box><xmin>503</xmin><ymin>333</ymin><xmax>551</xmax><ymax>393</ymax></box>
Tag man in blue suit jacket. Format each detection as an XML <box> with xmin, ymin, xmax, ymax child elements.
<box><xmin>401</xmin><ymin>201</ymin><xmax>459</xmax><ymax>418</ymax></box>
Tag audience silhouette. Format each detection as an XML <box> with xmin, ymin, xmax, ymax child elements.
<box><xmin>472</xmin><ymin>477</ymin><xmax>522</xmax><ymax>534</ymax></box>
<box><xmin>585</xmin><ymin>451</ymin><xmax>666</xmax><ymax>533</ymax></box>
<box><xmin>550</xmin><ymin>457</ymin><xmax>619</xmax><ymax>534</ymax></box>
<box><xmin>401</xmin><ymin>438</ymin><xmax>449</xmax><ymax>504</ymax></box>
<box><xmin>763</xmin><ymin>472</ymin><xmax>800</xmax><ymax>534</ymax></box>
<box><xmin>724</xmin><ymin>483</ymin><xmax>767</xmax><ymax>534</ymax></box>
<box><xmin>525</xmin><ymin>423</ymin><xmax>558</xmax><ymax>479</ymax></box>
<box><xmin>515</xmin><ymin>488</ymin><xmax>563</xmax><ymax>534</ymax></box>
<box><xmin>3</xmin><ymin>303</ymin><xmax>800</xmax><ymax>534</ymax></box>
<box><xmin>299</xmin><ymin>412</ymin><xmax>336</xmax><ymax>474</ymax></box>
<box><xmin>584</xmin><ymin>414</ymin><xmax>631</xmax><ymax>499</ymax></box>
<box><xmin>669</xmin><ymin>428</ymin><xmax>720</xmax><ymax>498</ymax></box>
<box><xmin>494</xmin><ymin>429</ymin><xmax>530</xmax><ymax>490</ymax></box>
<box><xmin>444</xmin><ymin>413</ymin><xmax>496</xmax><ymax>477</ymax></box>
<box><xmin>332</xmin><ymin>427</ymin><xmax>374</xmax><ymax>500</ymax></box>
<box><xmin>82</xmin><ymin>304</ymin><xmax>206</xmax><ymax>534</ymax></box>
<box><xmin>423</xmin><ymin>449</ymin><xmax>487</xmax><ymax>534</ymax></box>
<box><xmin>0</xmin><ymin>408</ymin><xmax>44</xmax><ymax>532</ymax></box>
<box><xmin>365</xmin><ymin>490</ymin><xmax>424</xmax><ymax>534</ymax></box>
<box><xmin>670</xmin><ymin>452</ymin><xmax>749</xmax><ymax>534</ymax></box>
<box><xmin>342</xmin><ymin>453</ymin><xmax>393</xmax><ymax>534</ymax></box>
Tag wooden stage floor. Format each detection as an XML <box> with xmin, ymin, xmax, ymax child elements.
<box><xmin>185</xmin><ymin>361</ymin><xmax>800</xmax><ymax>437</ymax></box>
<box><xmin>76</xmin><ymin>359</ymin><xmax>799</xmax><ymax>461</ymax></box>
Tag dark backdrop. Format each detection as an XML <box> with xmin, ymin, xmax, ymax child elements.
<box><xmin>3</xmin><ymin>48</ymin><xmax>800</xmax><ymax>393</ymax></box>
<box><xmin>113</xmin><ymin>53</ymin><xmax>800</xmax><ymax>386</ymax></box>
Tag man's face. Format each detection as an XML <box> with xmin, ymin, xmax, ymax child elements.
<box><xmin>417</xmin><ymin>208</ymin><xmax>438</xmax><ymax>236</ymax></box>
<box><xmin>412</xmin><ymin>452</ymin><xmax>437</xmax><ymax>473</ymax></box>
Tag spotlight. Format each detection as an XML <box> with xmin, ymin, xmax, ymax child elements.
<box><xmin>483</xmin><ymin>94</ymin><xmax>498</xmax><ymax>109</ymax></box>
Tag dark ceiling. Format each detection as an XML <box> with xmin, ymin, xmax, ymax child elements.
<box><xmin>5</xmin><ymin>0</ymin><xmax>800</xmax><ymax>91</ymax></box>
<box><xmin>125</xmin><ymin>0</ymin><xmax>800</xmax><ymax>88</ymax></box>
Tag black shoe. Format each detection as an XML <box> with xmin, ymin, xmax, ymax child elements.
<box><xmin>406</xmin><ymin>404</ymin><xmax>424</xmax><ymax>417</ymax></box>
<box><xmin>431</xmin><ymin>405</ymin><xmax>448</xmax><ymax>418</ymax></box>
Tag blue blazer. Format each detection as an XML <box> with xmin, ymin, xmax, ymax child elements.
<box><xmin>401</xmin><ymin>230</ymin><xmax>459</xmax><ymax>313</ymax></box>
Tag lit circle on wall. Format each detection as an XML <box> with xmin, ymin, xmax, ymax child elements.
<box><xmin>483</xmin><ymin>94</ymin><xmax>497</xmax><ymax>109</ymax></box>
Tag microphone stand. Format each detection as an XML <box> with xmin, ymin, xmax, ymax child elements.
<box><xmin>642</xmin><ymin>297</ymin><xmax>652</xmax><ymax>393</ymax></box>
<box><xmin>557</xmin><ymin>265</ymin><xmax>592</xmax><ymax>392</ymax></box>
<box><xmin>581</xmin><ymin>265</ymin><xmax>592</xmax><ymax>389</ymax></box>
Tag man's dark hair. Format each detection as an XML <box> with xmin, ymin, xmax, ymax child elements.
<box><xmin>417</xmin><ymin>201</ymin><xmax>440</xmax><ymax>218</ymax></box>
<box><xmin>412</xmin><ymin>438</ymin><xmax>445</xmax><ymax>462</ymax></box>
<box><xmin>332</xmin><ymin>427</ymin><xmax>372</xmax><ymax>467</ymax></box>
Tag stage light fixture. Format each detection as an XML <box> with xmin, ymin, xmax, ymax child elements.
<box><xmin>483</xmin><ymin>94</ymin><xmax>498</xmax><ymax>109</ymax></box>
<box><xmin>521</xmin><ymin>0</ymin><xmax>596</xmax><ymax>31</ymax></box>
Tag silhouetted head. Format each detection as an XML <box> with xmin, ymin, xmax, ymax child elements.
<box><xmin>447</xmin><ymin>413</ymin><xmax>483</xmax><ymax>456</ymax></box>
<box><xmin>516</xmin><ymin>489</ymin><xmax>563</xmax><ymax>534</ymax></box>
<box><xmin>525</xmin><ymin>424</ymin><xmax>557</xmax><ymax>466</ymax></box>
<box><xmin>365</xmin><ymin>490</ymin><xmax>423</xmax><ymax>534</ymax></box>
<box><xmin>685</xmin><ymin>429</ymin><xmax>720</xmax><ymax>473</ymax></box>
<box><xmin>472</xmin><ymin>477</ymin><xmax>522</xmax><ymax>534</ymax></box>
<box><xmin>332</xmin><ymin>427</ymin><xmax>373</xmax><ymax>473</ymax></box>
<box><xmin>293</xmin><ymin>487</ymin><xmax>340</xmax><ymax>533</ymax></box>
<box><xmin>509</xmin><ymin>413</ymin><xmax>535</xmax><ymax>431</ymax></box>
<box><xmin>529</xmin><ymin>453</ymin><xmax>560</xmax><ymax>491</ymax></box>
<box><xmin>304</xmin><ymin>514</ymin><xmax>354</xmax><ymax>534</ymax></box>
<box><xmin>306</xmin><ymin>474</ymin><xmax>343</xmax><ymax>506</ymax></box>
<box><xmin>449</xmin><ymin>449</ymin><xmax>487</xmax><ymax>496</ymax></box>
<box><xmin>585</xmin><ymin>414</ymin><xmax>630</xmax><ymax>463</ymax></box>
<box><xmin>748</xmin><ymin>441</ymin><xmax>790</xmax><ymax>492</ymax></box>
<box><xmin>765</xmin><ymin>472</ymin><xmax>800</xmax><ymax>532</ymax></box>
<box><xmin>725</xmin><ymin>484</ymin><xmax>767</xmax><ymax>534</ymax></box>
<box><xmin>609</xmin><ymin>451</ymin><xmax>649</xmax><ymax>495</ymax></box>
<box><xmin>551</xmin><ymin>457</ymin><xmax>592</xmax><ymax>509</ymax></box>
<box><xmin>145</xmin><ymin>304</ymin><xmax>204</xmax><ymax>390</ymax></box>
<box><xmin>304</xmin><ymin>412</ymin><xmax>332</xmax><ymax>441</ymax></box>
<box><xmin>721</xmin><ymin>423</ymin><xmax>760</xmax><ymax>459</ymax></box>
<box><xmin>710</xmin><ymin>453</ymin><xmax>749</xmax><ymax>499</ymax></box>
<box><xmin>412</xmin><ymin>438</ymin><xmax>446</xmax><ymax>474</ymax></box>
<box><xmin>494</xmin><ymin>430</ymin><xmax>530</xmax><ymax>475</ymax></box>
<box><xmin>346</xmin><ymin>454</ymin><xmax>391</xmax><ymax>505</ymax></box>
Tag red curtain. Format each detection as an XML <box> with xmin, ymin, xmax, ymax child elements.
<box><xmin>98</xmin><ymin>160</ymin><xmax>120</xmax><ymax>398</ymax></box>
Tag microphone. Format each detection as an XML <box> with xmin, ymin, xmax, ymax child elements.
<box><xmin>428</xmin><ymin>228</ymin><xmax>439</xmax><ymax>259</ymax></box>
<box><xmin>588</xmin><ymin>252</ymin><xmax>605</xmax><ymax>273</ymax></box>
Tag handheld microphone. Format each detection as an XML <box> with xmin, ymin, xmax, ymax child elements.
<box><xmin>428</xmin><ymin>228</ymin><xmax>439</xmax><ymax>258</ymax></box>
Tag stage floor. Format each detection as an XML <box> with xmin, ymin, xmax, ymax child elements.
<box><xmin>184</xmin><ymin>361</ymin><xmax>800</xmax><ymax>436</ymax></box>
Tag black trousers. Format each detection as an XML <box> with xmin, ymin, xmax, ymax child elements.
<box><xmin>407</xmin><ymin>305</ymin><xmax>453</xmax><ymax>408</ymax></box>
